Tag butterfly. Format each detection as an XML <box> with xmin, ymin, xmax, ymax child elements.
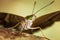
<box><xmin>0</xmin><ymin>0</ymin><xmax>59</xmax><ymax>34</ymax></box>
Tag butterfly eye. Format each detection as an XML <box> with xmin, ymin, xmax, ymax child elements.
<box><xmin>29</xmin><ymin>16</ymin><xmax>33</xmax><ymax>20</ymax></box>
<box><xmin>25</xmin><ymin>15</ymin><xmax>33</xmax><ymax>20</ymax></box>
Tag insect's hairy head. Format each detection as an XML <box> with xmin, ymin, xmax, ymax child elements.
<box><xmin>25</xmin><ymin>0</ymin><xmax>54</xmax><ymax>20</ymax></box>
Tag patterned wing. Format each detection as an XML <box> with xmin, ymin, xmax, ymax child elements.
<box><xmin>0</xmin><ymin>12</ymin><xmax>25</xmax><ymax>30</ymax></box>
<box><xmin>24</xmin><ymin>11</ymin><xmax>60</xmax><ymax>34</ymax></box>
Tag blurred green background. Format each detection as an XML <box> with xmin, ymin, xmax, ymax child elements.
<box><xmin>0</xmin><ymin>0</ymin><xmax>60</xmax><ymax>40</ymax></box>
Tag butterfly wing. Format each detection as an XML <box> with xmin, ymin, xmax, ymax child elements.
<box><xmin>31</xmin><ymin>11</ymin><xmax>60</xmax><ymax>29</ymax></box>
<box><xmin>23</xmin><ymin>11</ymin><xmax>60</xmax><ymax>34</ymax></box>
<box><xmin>0</xmin><ymin>12</ymin><xmax>25</xmax><ymax>30</ymax></box>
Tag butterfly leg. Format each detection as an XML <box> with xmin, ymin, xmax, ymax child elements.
<box><xmin>29</xmin><ymin>27</ymin><xmax>50</xmax><ymax>40</ymax></box>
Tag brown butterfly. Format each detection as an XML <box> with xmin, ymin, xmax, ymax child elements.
<box><xmin>0</xmin><ymin>0</ymin><xmax>58</xmax><ymax>34</ymax></box>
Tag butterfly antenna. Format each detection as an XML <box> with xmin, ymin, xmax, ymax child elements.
<box><xmin>32</xmin><ymin>0</ymin><xmax>36</xmax><ymax>15</ymax></box>
<box><xmin>33</xmin><ymin>0</ymin><xmax>55</xmax><ymax>15</ymax></box>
